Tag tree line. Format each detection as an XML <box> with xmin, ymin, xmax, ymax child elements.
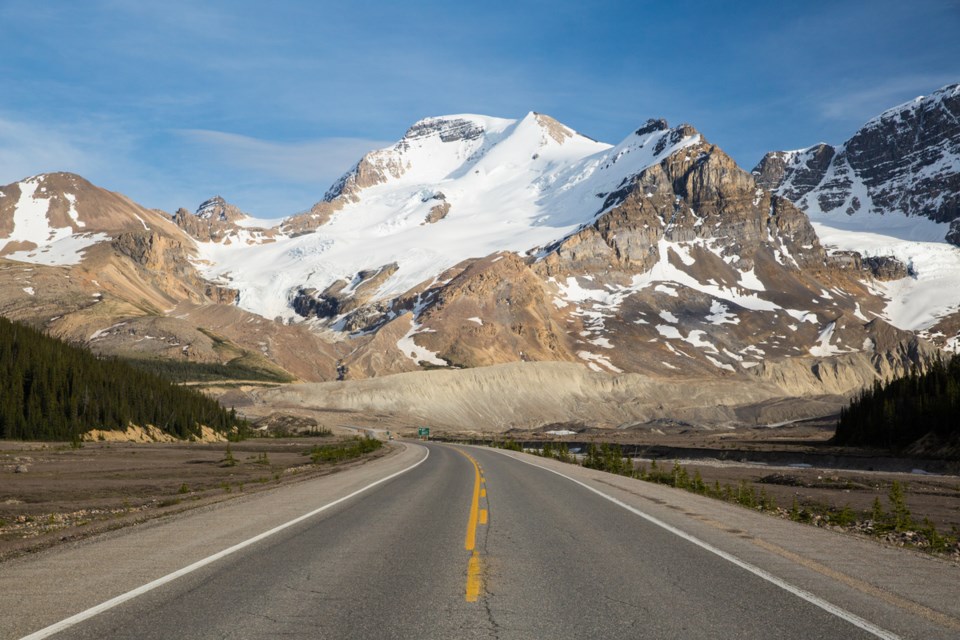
<box><xmin>833</xmin><ymin>353</ymin><xmax>960</xmax><ymax>451</ymax></box>
<box><xmin>0</xmin><ymin>316</ymin><xmax>246</xmax><ymax>440</ymax></box>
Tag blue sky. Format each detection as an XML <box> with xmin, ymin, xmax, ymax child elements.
<box><xmin>1</xmin><ymin>0</ymin><xmax>958</xmax><ymax>217</ymax></box>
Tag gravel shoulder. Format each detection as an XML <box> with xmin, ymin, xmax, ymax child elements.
<box><xmin>0</xmin><ymin>440</ymin><xmax>425</xmax><ymax>639</ymax></box>
<box><xmin>0</xmin><ymin>436</ymin><xmax>394</xmax><ymax>561</ymax></box>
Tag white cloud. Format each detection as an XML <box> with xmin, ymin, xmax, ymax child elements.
<box><xmin>178</xmin><ymin>129</ymin><xmax>390</xmax><ymax>184</ymax></box>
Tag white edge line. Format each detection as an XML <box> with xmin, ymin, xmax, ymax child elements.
<box><xmin>20</xmin><ymin>444</ymin><xmax>430</xmax><ymax>640</ymax></box>
<box><xmin>481</xmin><ymin>447</ymin><xmax>901</xmax><ymax>640</ymax></box>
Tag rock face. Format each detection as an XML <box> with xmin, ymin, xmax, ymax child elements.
<box><xmin>422</xmin><ymin>192</ymin><xmax>450</xmax><ymax>225</ymax></box>
<box><xmin>2</xmin><ymin>100</ymin><xmax>952</xmax><ymax>427</ymax></box>
<box><xmin>0</xmin><ymin>173</ymin><xmax>333</xmax><ymax>382</ymax></box>
<box><xmin>539</xmin><ymin>131</ymin><xmax>824</xmax><ymax>280</ymax></box>
<box><xmin>753</xmin><ymin>144</ymin><xmax>836</xmax><ymax>200</ymax></box>
<box><xmin>754</xmin><ymin>83</ymin><xmax>960</xmax><ymax>243</ymax></box>
<box><xmin>304</xmin><ymin>120</ymin><xmax>928</xmax><ymax>392</ymax></box>
<box><xmin>173</xmin><ymin>197</ymin><xmax>277</xmax><ymax>244</ymax></box>
<box><xmin>195</xmin><ymin>196</ymin><xmax>246</xmax><ymax>222</ymax></box>
<box><xmin>111</xmin><ymin>230</ymin><xmax>232</xmax><ymax>303</ymax></box>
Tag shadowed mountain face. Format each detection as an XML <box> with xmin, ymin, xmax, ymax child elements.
<box><xmin>753</xmin><ymin>82</ymin><xmax>960</xmax><ymax>355</ymax></box>
<box><xmin>3</xmin><ymin>88</ymin><xmax>958</xmax><ymax>429</ymax></box>
<box><xmin>754</xmin><ymin>83</ymin><xmax>960</xmax><ymax>244</ymax></box>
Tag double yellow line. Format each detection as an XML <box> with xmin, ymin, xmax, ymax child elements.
<box><xmin>457</xmin><ymin>449</ymin><xmax>488</xmax><ymax>602</ymax></box>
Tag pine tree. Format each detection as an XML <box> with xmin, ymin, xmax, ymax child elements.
<box><xmin>0</xmin><ymin>316</ymin><xmax>248</xmax><ymax>441</ymax></box>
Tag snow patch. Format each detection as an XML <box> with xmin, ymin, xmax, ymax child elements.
<box><xmin>809</xmin><ymin>208</ymin><xmax>960</xmax><ymax>331</ymax></box>
<box><xmin>64</xmin><ymin>194</ymin><xmax>85</xmax><ymax>228</ymax></box>
<box><xmin>683</xmin><ymin>329</ymin><xmax>718</xmax><ymax>353</ymax></box>
<box><xmin>705</xmin><ymin>355</ymin><xmax>736</xmax><ymax>372</ymax></box>
<box><xmin>3</xmin><ymin>179</ymin><xmax>107</xmax><ymax>266</ymax></box>
<box><xmin>577</xmin><ymin>350</ymin><xmax>623</xmax><ymax>373</ymax></box>
<box><xmin>397</xmin><ymin>317</ymin><xmax>447</xmax><ymax>366</ymax></box>
<box><xmin>706</xmin><ymin>301</ymin><xmax>739</xmax><ymax>325</ymax></box>
<box><xmin>808</xmin><ymin>322</ymin><xmax>853</xmax><ymax>357</ymax></box>
<box><xmin>88</xmin><ymin>321</ymin><xmax>128</xmax><ymax>341</ymax></box>
<box><xmin>655</xmin><ymin>324</ymin><xmax>682</xmax><ymax>339</ymax></box>
<box><xmin>785</xmin><ymin>309</ymin><xmax>818</xmax><ymax>324</ymax></box>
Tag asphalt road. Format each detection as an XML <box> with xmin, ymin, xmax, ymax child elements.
<box><xmin>11</xmin><ymin>442</ymin><xmax>960</xmax><ymax>639</ymax></box>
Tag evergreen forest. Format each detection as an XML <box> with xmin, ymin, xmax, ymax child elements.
<box><xmin>0</xmin><ymin>316</ymin><xmax>246</xmax><ymax>440</ymax></box>
<box><xmin>834</xmin><ymin>354</ymin><xmax>960</xmax><ymax>451</ymax></box>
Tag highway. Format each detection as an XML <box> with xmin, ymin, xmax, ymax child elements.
<box><xmin>6</xmin><ymin>442</ymin><xmax>960</xmax><ymax>639</ymax></box>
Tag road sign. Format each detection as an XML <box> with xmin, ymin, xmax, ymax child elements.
<box><xmin>418</xmin><ymin>427</ymin><xmax>430</xmax><ymax>438</ymax></box>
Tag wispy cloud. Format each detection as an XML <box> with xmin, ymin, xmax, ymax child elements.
<box><xmin>178</xmin><ymin>130</ymin><xmax>391</xmax><ymax>185</ymax></box>
<box><xmin>818</xmin><ymin>74</ymin><xmax>959</xmax><ymax>122</ymax></box>
<box><xmin>0</xmin><ymin>114</ymin><xmax>104</xmax><ymax>183</ymax></box>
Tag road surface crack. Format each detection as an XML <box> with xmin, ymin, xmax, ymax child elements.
<box><xmin>480</xmin><ymin>589</ymin><xmax>502</xmax><ymax>640</ymax></box>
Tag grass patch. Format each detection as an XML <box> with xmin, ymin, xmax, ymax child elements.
<box><xmin>122</xmin><ymin>357</ymin><xmax>294</xmax><ymax>384</ymax></box>
<box><xmin>307</xmin><ymin>437</ymin><xmax>382</xmax><ymax>464</ymax></box>
<box><xmin>486</xmin><ymin>440</ymin><xmax>960</xmax><ymax>557</ymax></box>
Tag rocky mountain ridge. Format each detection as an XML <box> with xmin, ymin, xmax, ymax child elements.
<box><xmin>754</xmin><ymin>83</ymin><xmax>960</xmax><ymax>243</ymax></box>
<box><xmin>754</xmin><ymin>82</ymin><xmax>960</xmax><ymax>352</ymax></box>
<box><xmin>3</xmin><ymin>86</ymin><xmax>959</xmax><ymax>430</ymax></box>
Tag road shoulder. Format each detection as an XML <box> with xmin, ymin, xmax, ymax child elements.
<box><xmin>2</xmin><ymin>442</ymin><xmax>427</xmax><ymax>640</ymax></box>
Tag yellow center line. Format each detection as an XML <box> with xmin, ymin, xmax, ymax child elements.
<box><xmin>464</xmin><ymin>459</ymin><xmax>480</xmax><ymax>551</ymax></box>
<box><xmin>455</xmin><ymin>448</ymin><xmax>486</xmax><ymax>602</ymax></box>
<box><xmin>465</xmin><ymin>551</ymin><xmax>481</xmax><ymax>602</ymax></box>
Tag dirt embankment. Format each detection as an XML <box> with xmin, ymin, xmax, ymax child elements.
<box><xmin>82</xmin><ymin>424</ymin><xmax>227</xmax><ymax>443</ymax></box>
<box><xmin>247</xmin><ymin>361</ymin><xmax>850</xmax><ymax>431</ymax></box>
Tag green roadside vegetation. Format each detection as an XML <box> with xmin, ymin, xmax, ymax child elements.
<box><xmin>487</xmin><ymin>439</ymin><xmax>960</xmax><ymax>557</ymax></box>
<box><xmin>307</xmin><ymin>436</ymin><xmax>383</xmax><ymax>464</ymax></box>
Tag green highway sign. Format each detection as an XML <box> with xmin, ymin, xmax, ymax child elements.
<box><xmin>418</xmin><ymin>427</ymin><xmax>430</xmax><ymax>438</ymax></box>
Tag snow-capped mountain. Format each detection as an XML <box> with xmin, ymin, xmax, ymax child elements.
<box><xmin>167</xmin><ymin>112</ymin><xmax>924</xmax><ymax>391</ymax></box>
<box><xmin>0</xmin><ymin>172</ymin><xmax>155</xmax><ymax>265</ymax></box>
<box><xmin>0</xmin><ymin>173</ymin><xmax>339</xmax><ymax>382</ymax></box>
<box><xmin>3</xmin><ymin>93</ymin><xmax>955</xmax><ymax>428</ymax></box>
<box><xmin>754</xmin><ymin>82</ymin><xmax>960</xmax><ymax>346</ymax></box>
<box><xmin>194</xmin><ymin>196</ymin><xmax>247</xmax><ymax>222</ymax></box>
<box><xmin>193</xmin><ymin>112</ymin><xmax>708</xmax><ymax>321</ymax></box>
<box><xmin>754</xmin><ymin>83</ymin><xmax>960</xmax><ymax>237</ymax></box>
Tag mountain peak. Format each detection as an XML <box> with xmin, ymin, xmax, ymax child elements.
<box><xmin>194</xmin><ymin>196</ymin><xmax>247</xmax><ymax>222</ymax></box>
<box><xmin>525</xmin><ymin>111</ymin><xmax>575</xmax><ymax>144</ymax></box>
<box><xmin>0</xmin><ymin>172</ymin><xmax>173</xmax><ymax>267</ymax></box>
<box><xmin>863</xmin><ymin>81</ymin><xmax>960</xmax><ymax>130</ymax></box>
<box><xmin>634</xmin><ymin>118</ymin><xmax>669</xmax><ymax>136</ymax></box>
<box><xmin>757</xmin><ymin>80</ymin><xmax>960</xmax><ymax>243</ymax></box>
<box><xmin>400</xmin><ymin>114</ymin><xmax>512</xmax><ymax>145</ymax></box>
<box><xmin>320</xmin><ymin>112</ymin><xmax>605</xmax><ymax>206</ymax></box>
